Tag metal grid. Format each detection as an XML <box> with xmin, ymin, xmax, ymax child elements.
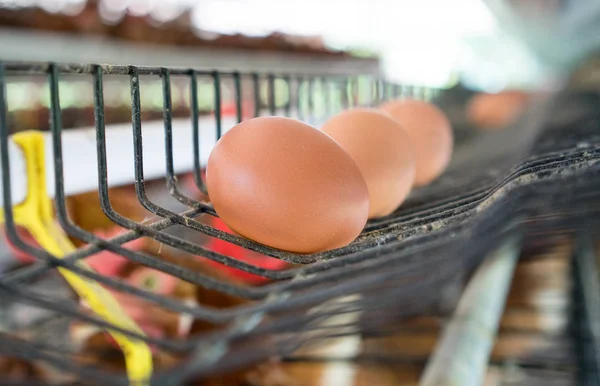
<box><xmin>0</xmin><ymin>62</ymin><xmax>598</xmax><ymax>385</ymax></box>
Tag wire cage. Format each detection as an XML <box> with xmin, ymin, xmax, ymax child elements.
<box><xmin>0</xmin><ymin>61</ymin><xmax>598</xmax><ymax>385</ymax></box>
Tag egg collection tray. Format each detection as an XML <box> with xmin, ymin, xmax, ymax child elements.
<box><xmin>0</xmin><ymin>62</ymin><xmax>599</xmax><ymax>385</ymax></box>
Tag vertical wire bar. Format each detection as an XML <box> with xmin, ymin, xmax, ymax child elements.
<box><xmin>233</xmin><ymin>72</ymin><xmax>243</xmax><ymax>123</ymax></box>
<box><xmin>160</xmin><ymin>70</ymin><xmax>201</xmax><ymax>207</ymax></box>
<box><xmin>341</xmin><ymin>78</ymin><xmax>349</xmax><ymax>109</ymax></box>
<box><xmin>350</xmin><ymin>78</ymin><xmax>355</xmax><ymax>108</ymax></box>
<box><xmin>349</xmin><ymin>77</ymin><xmax>355</xmax><ymax>107</ymax></box>
<box><xmin>359</xmin><ymin>77</ymin><xmax>364</xmax><ymax>106</ymax></box>
<box><xmin>306</xmin><ymin>77</ymin><xmax>314</xmax><ymax>123</ymax></box>
<box><xmin>353</xmin><ymin>77</ymin><xmax>360</xmax><ymax>107</ymax></box>
<box><xmin>189</xmin><ymin>70</ymin><xmax>206</xmax><ymax>194</ymax></box>
<box><xmin>341</xmin><ymin>78</ymin><xmax>347</xmax><ymax>108</ymax></box>
<box><xmin>252</xmin><ymin>73</ymin><xmax>260</xmax><ymax>117</ymax></box>
<box><xmin>296</xmin><ymin>76</ymin><xmax>303</xmax><ymax>121</ymax></box>
<box><xmin>0</xmin><ymin>63</ymin><xmax>17</xmax><ymax>237</ymax></box>
<box><xmin>322</xmin><ymin>78</ymin><xmax>330</xmax><ymax>116</ymax></box>
<box><xmin>128</xmin><ymin>69</ymin><xmax>178</xmax><ymax>217</ymax></box>
<box><xmin>94</xmin><ymin>65</ymin><xmax>117</xmax><ymax>219</ymax></box>
<box><xmin>366</xmin><ymin>78</ymin><xmax>370</xmax><ymax>105</ymax></box>
<box><xmin>129</xmin><ymin>67</ymin><xmax>150</xmax><ymax>207</ymax></box>
<box><xmin>124</xmin><ymin>72</ymin><xmax>179</xmax><ymax>217</ymax></box>
<box><xmin>267</xmin><ymin>74</ymin><xmax>276</xmax><ymax>116</ymax></box>
<box><xmin>51</xmin><ymin>65</ymin><xmax>130</xmax><ymax>261</ymax></box>
<box><xmin>212</xmin><ymin>71</ymin><xmax>222</xmax><ymax>139</ymax></box>
<box><xmin>0</xmin><ymin>64</ymin><xmax>56</xmax><ymax>265</ymax></box>
<box><xmin>372</xmin><ymin>78</ymin><xmax>379</xmax><ymax>105</ymax></box>
<box><xmin>161</xmin><ymin>68</ymin><xmax>177</xmax><ymax>193</ymax></box>
<box><xmin>283</xmin><ymin>75</ymin><xmax>292</xmax><ymax>117</ymax></box>
<box><xmin>47</xmin><ymin>63</ymin><xmax>74</xmax><ymax>233</ymax></box>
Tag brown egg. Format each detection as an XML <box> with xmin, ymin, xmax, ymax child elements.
<box><xmin>206</xmin><ymin>117</ymin><xmax>369</xmax><ymax>254</ymax></box>
<box><xmin>321</xmin><ymin>108</ymin><xmax>416</xmax><ymax>218</ymax></box>
<box><xmin>380</xmin><ymin>99</ymin><xmax>453</xmax><ymax>187</ymax></box>
<box><xmin>466</xmin><ymin>91</ymin><xmax>530</xmax><ymax>130</ymax></box>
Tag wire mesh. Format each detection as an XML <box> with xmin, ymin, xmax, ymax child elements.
<box><xmin>0</xmin><ymin>61</ymin><xmax>598</xmax><ymax>385</ymax></box>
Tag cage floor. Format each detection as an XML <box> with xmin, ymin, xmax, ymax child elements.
<box><xmin>262</xmin><ymin>237</ymin><xmax>575</xmax><ymax>386</ymax></box>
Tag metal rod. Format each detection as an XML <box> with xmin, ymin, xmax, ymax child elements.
<box><xmin>297</xmin><ymin>76</ymin><xmax>304</xmax><ymax>121</ymax></box>
<box><xmin>233</xmin><ymin>71</ymin><xmax>243</xmax><ymax>123</ymax></box>
<box><xmin>212</xmin><ymin>71</ymin><xmax>222</xmax><ymax>139</ymax></box>
<box><xmin>189</xmin><ymin>70</ymin><xmax>207</xmax><ymax>194</ymax></box>
<box><xmin>306</xmin><ymin>77</ymin><xmax>314</xmax><ymax>123</ymax></box>
<box><xmin>574</xmin><ymin>234</ymin><xmax>600</xmax><ymax>384</ymax></box>
<box><xmin>252</xmin><ymin>73</ymin><xmax>260</xmax><ymax>117</ymax></box>
<box><xmin>268</xmin><ymin>74</ymin><xmax>276</xmax><ymax>115</ymax></box>
<box><xmin>419</xmin><ymin>235</ymin><xmax>522</xmax><ymax>386</ymax></box>
<box><xmin>283</xmin><ymin>75</ymin><xmax>292</xmax><ymax>117</ymax></box>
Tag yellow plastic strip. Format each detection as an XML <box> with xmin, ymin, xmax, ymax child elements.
<box><xmin>0</xmin><ymin>131</ymin><xmax>153</xmax><ymax>385</ymax></box>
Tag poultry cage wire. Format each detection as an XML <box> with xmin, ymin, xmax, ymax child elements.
<box><xmin>0</xmin><ymin>61</ymin><xmax>597</xmax><ymax>385</ymax></box>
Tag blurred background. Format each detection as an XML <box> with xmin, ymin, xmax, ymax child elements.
<box><xmin>1</xmin><ymin>0</ymin><xmax>583</xmax><ymax>135</ymax></box>
<box><xmin>0</xmin><ymin>0</ymin><xmax>562</xmax><ymax>89</ymax></box>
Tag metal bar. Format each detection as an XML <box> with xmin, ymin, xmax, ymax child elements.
<box><xmin>306</xmin><ymin>77</ymin><xmax>314</xmax><ymax>123</ymax></box>
<box><xmin>267</xmin><ymin>74</ymin><xmax>276</xmax><ymax>115</ymax></box>
<box><xmin>340</xmin><ymin>79</ymin><xmax>349</xmax><ymax>109</ymax></box>
<box><xmin>322</xmin><ymin>77</ymin><xmax>330</xmax><ymax>115</ymax></box>
<box><xmin>297</xmin><ymin>76</ymin><xmax>304</xmax><ymax>121</ymax></box>
<box><xmin>419</xmin><ymin>235</ymin><xmax>522</xmax><ymax>386</ymax></box>
<box><xmin>212</xmin><ymin>71</ymin><xmax>222</xmax><ymax>139</ymax></box>
<box><xmin>162</xmin><ymin>68</ymin><xmax>176</xmax><ymax>193</ymax></box>
<box><xmin>161</xmin><ymin>68</ymin><xmax>200</xmax><ymax>208</ymax></box>
<box><xmin>190</xmin><ymin>70</ymin><xmax>207</xmax><ymax>194</ymax></box>
<box><xmin>233</xmin><ymin>71</ymin><xmax>243</xmax><ymax>123</ymax></box>
<box><xmin>0</xmin><ymin>63</ymin><xmax>21</xmax><ymax>247</ymax></box>
<box><xmin>283</xmin><ymin>75</ymin><xmax>292</xmax><ymax>117</ymax></box>
<box><xmin>252</xmin><ymin>73</ymin><xmax>260</xmax><ymax>117</ymax></box>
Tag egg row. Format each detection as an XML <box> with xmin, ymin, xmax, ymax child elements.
<box><xmin>206</xmin><ymin>99</ymin><xmax>453</xmax><ymax>254</ymax></box>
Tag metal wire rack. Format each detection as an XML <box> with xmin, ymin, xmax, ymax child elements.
<box><xmin>0</xmin><ymin>61</ymin><xmax>598</xmax><ymax>385</ymax></box>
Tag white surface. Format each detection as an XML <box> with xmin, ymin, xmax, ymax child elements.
<box><xmin>1</xmin><ymin>112</ymin><xmax>326</xmax><ymax>208</ymax></box>
<box><xmin>1</xmin><ymin>115</ymin><xmax>229</xmax><ymax>207</ymax></box>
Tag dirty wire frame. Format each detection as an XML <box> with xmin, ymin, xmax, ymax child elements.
<box><xmin>0</xmin><ymin>62</ymin><xmax>441</xmax><ymax>384</ymax></box>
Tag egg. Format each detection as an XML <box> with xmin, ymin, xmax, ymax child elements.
<box><xmin>380</xmin><ymin>99</ymin><xmax>453</xmax><ymax>186</ymax></box>
<box><xmin>321</xmin><ymin>108</ymin><xmax>416</xmax><ymax>218</ymax></box>
<box><xmin>466</xmin><ymin>91</ymin><xmax>530</xmax><ymax>130</ymax></box>
<box><xmin>206</xmin><ymin>116</ymin><xmax>369</xmax><ymax>254</ymax></box>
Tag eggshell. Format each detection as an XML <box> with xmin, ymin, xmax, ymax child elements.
<box><xmin>380</xmin><ymin>99</ymin><xmax>453</xmax><ymax>186</ymax></box>
<box><xmin>206</xmin><ymin>116</ymin><xmax>369</xmax><ymax>254</ymax></box>
<box><xmin>321</xmin><ymin>108</ymin><xmax>416</xmax><ymax>218</ymax></box>
<box><xmin>466</xmin><ymin>91</ymin><xmax>530</xmax><ymax>130</ymax></box>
